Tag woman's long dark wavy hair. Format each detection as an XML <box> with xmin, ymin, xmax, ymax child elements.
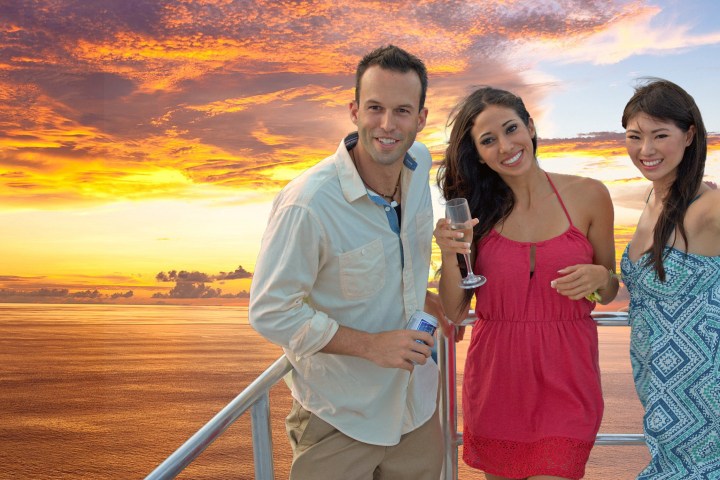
<box><xmin>621</xmin><ymin>78</ymin><xmax>707</xmax><ymax>282</ymax></box>
<box><xmin>436</xmin><ymin>87</ymin><xmax>537</xmax><ymax>307</ymax></box>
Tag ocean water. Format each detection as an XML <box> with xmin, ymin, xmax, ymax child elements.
<box><xmin>0</xmin><ymin>303</ymin><xmax>649</xmax><ymax>479</ymax></box>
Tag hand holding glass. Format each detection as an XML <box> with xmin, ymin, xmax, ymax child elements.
<box><xmin>445</xmin><ymin>198</ymin><xmax>487</xmax><ymax>289</ymax></box>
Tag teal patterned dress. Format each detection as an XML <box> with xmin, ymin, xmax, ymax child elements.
<box><xmin>621</xmin><ymin>245</ymin><xmax>720</xmax><ymax>479</ymax></box>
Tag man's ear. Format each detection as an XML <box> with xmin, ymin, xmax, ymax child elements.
<box><xmin>416</xmin><ymin>107</ymin><xmax>428</xmax><ymax>133</ymax></box>
<box><xmin>349</xmin><ymin>101</ymin><xmax>359</xmax><ymax>126</ymax></box>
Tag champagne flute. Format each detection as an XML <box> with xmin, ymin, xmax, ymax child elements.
<box><xmin>445</xmin><ymin>198</ymin><xmax>487</xmax><ymax>289</ymax></box>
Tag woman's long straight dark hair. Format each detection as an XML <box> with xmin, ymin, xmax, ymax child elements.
<box><xmin>622</xmin><ymin>79</ymin><xmax>707</xmax><ymax>282</ymax></box>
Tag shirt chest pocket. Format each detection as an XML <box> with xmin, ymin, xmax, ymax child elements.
<box><xmin>338</xmin><ymin>238</ymin><xmax>386</xmax><ymax>300</ymax></box>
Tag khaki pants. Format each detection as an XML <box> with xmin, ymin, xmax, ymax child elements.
<box><xmin>286</xmin><ymin>400</ymin><xmax>444</xmax><ymax>480</ymax></box>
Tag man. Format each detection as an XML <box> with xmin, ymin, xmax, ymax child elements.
<box><xmin>249</xmin><ymin>45</ymin><xmax>443</xmax><ymax>479</ymax></box>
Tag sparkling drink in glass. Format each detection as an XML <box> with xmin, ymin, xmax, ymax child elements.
<box><xmin>445</xmin><ymin>197</ymin><xmax>487</xmax><ymax>289</ymax></box>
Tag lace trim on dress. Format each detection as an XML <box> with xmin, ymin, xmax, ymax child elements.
<box><xmin>463</xmin><ymin>430</ymin><xmax>593</xmax><ymax>480</ymax></box>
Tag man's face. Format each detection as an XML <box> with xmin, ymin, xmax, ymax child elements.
<box><xmin>350</xmin><ymin>66</ymin><xmax>427</xmax><ymax>167</ymax></box>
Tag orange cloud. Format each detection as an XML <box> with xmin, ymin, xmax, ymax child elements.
<box><xmin>540</xmin><ymin>133</ymin><xmax>627</xmax><ymax>158</ymax></box>
<box><xmin>185</xmin><ymin>85</ymin><xmax>350</xmax><ymax>117</ymax></box>
<box><xmin>1</xmin><ymin>0</ymin><xmax>717</xmax><ymax>215</ymax></box>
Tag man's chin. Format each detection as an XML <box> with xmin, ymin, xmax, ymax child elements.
<box><xmin>371</xmin><ymin>145</ymin><xmax>411</xmax><ymax>166</ymax></box>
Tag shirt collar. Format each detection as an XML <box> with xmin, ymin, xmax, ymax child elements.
<box><xmin>337</xmin><ymin>132</ymin><xmax>417</xmax><ymax>204</ymax></box>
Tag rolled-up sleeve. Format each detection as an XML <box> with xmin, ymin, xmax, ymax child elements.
<box><xmin>249</xmin><ymin>202</ymin><xmax>339</xmax><ymax>358</ymax></box>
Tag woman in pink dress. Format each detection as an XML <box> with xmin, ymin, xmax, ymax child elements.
<box><xmin>434</xmin><ymin>87</ymin><xmax>619</xmax><ymax>479</ymax></box>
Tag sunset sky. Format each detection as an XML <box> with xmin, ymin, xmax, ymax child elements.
<box><xmin>1</xmin><ymin>0</ymin><xmax>719</xmax><ymax>302</ymax></box>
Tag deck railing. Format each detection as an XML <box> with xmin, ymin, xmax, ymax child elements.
<box><xmin>146</xmin><ymin>311</ymin><xmax>644</xmax><ymax>480</ymax></box>
<box><xmin>145</xmin><ymin>355</ymin><xmax>293</xmax><ymax>480</ymax></box>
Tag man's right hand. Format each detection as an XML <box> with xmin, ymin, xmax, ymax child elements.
<box><xmin>321</xmin><ymin>326</ymin><xmax>433</xmax><ymax>372</ymax></box>
<box><xmin>367</xmin><ymin>330</ymin><xmax>433</xmax><ymax>371</ymax></box>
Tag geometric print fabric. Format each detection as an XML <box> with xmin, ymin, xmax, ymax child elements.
<box><xmin>622</xmin><ymin>246</ymin><xmax>720</xmax><ymax>479</ymax></box>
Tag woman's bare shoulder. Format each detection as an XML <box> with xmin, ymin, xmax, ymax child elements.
<box><xmin>697</xmin><ymin>186</ymin><xmax>720</xmax><ymax>228</ymax></box>
<box><xmin>547</xmin><ymin>172</ymin><xmax>609</xmax><ymax>200</ymax></box>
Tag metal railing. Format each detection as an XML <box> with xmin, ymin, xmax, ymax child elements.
<box><xmin>145</xmin><ymin>356</ymin><xmax>292</xmax><ymax>480</ymax></box>
<box><xmin>146</xmin><ymin>311</ymin><xmax>644</xmax><ymax>480</ymax></box>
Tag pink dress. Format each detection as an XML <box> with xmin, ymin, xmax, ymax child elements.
<box><xmin>463</xmin><ymin>175</ymin><xmax>603</xmax><ymax>479</ymax></box>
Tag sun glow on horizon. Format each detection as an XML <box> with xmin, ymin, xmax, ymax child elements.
<box><xmin>2</xmin><ymin>0</ymin><xmax>720</xmax><ymax>303</ymax></box>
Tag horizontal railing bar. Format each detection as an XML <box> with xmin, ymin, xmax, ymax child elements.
<box><xmin>145</xmin><ymin>355</ymin><xmax>293</xmax><ymax>480</ymax></box>
<box><xmin>451</xmin><ymin>432</ymin><xmax>645</xmax><ymax>448</ymax></box>
<box><xmin>595</xmin><ymin>433</ymin><xmax>646</xmax><ymax>445</ymax></box>
<box><xmin>461</xmin><ymin>311</ymin><xmax>629</xmax><ymax>327</ymax></box>
<box><xmin>454</xmin><ymin>432</ymin><xmax>645</xmax><ymax>447</ymax></box>
<box><xmin>592</xmin><ymin>311</ymin><xmax>630</xmax><ymax>326</ymax></box>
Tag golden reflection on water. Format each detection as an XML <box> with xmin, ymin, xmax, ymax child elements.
<box><xmin>0</xmin><ymin>304</ymin><xmax>648</xmax><ymax>479</ymax></box>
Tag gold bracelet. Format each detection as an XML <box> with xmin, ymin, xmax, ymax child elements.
<box><xmin>585</xmin><ymin>269</ymin><xmax>620</xmax><ymax>302</ymax></box>
<box><xmin>585</xmin><ymin>290</ymin><xmax>602</xmax><ymax>302</ymax></box>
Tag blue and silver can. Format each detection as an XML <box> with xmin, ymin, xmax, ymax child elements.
<box><xmin>406</xmin><ymin>310</ymin><xmax>438</xmax><ymax>344</ymax></box>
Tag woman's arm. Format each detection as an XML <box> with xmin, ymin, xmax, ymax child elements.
<box><xmin>691</xmin><ymin>187</ymin><xmax>720</xmax><ymax>256</ymax></box>
<box><xmin>552</xmin><ymin>178</ymin><xmax>619</xmax><ymax>304</ymax></box>
<box><xmin>434</xmin><ymin>218</ymin><xmax>477</xmax><ymax>323</ymax></box>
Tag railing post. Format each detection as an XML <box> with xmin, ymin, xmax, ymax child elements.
<box><xmin>251</xmin><ymin>392</ymin><xmax>275</xmax><ymax>480</ymax></box>
<box><xmin>145</xmin><ymin>356</ymin><xmax>292</xmax><ymax>480</ymax></box>
<box><xmin>438</xmin><ymin>324</ymin><xmax>459</xmax><ymax>480</ymax></box>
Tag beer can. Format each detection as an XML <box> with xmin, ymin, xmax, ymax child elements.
<box><xmin>407</xmin><ymin>310</ymin><xmax>438</xmax><ymax>344</ymax></box>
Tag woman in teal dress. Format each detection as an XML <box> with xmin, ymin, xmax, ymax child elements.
<box><xmin>620</xmin><ymin>79</ymin><xmax>720</xmax><ymax>479</ymax></box>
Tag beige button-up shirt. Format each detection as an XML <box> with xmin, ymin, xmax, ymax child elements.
<box><xmin>249</xmin><ymin>133</ymin><xmax>436</xmax><ymax>445</ymax></box>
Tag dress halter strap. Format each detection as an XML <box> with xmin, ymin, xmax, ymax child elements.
<box><xmin>544</xmin><ymin>171</ymin><xmax>574</xmax><ymax>226</ymax></box>
<box><xmin>646</xmin><ymin>187</ymin><xmax>703</xmax><ymax>205</ymax></box>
